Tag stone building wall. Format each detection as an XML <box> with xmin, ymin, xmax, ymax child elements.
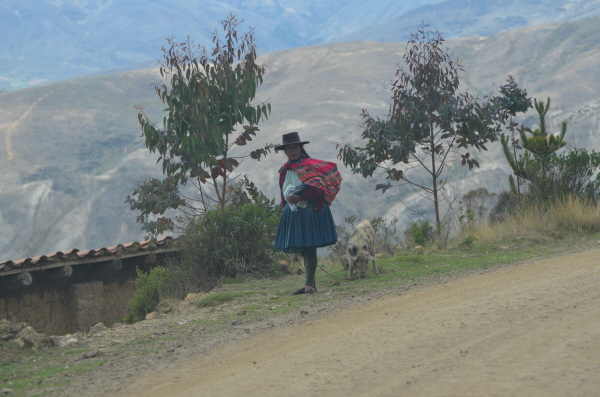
<box><xmin>0</xmin><ymin>256</ymin><xmax>150</xmax><ymax>335</ymax></box>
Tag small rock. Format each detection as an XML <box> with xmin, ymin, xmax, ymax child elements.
<box><xmin>79</xmin><ymin>349</ymin><xmax>105</xmax><ymax>360</ymax></box>
<box><xmin>158</xmin><ymin>299</ymin><xmax>180</xmax><ymax>314</ymax></box>
<box><xmin>12</xmin><ymin>327</ymin><xmax>46</xmax><ymax>349</ymax></box>
<box><xmin>269</xmin><ymin>295</ymin><xmax>279</xmax><ymax>300</ymax></box>
<box><xmin>413</xmin><ymin>245</ymin><xmax>425</xmax><ymax>255</ymax></box>
<box><xmin>184</xmin><ymin>292</ymin><xmax>206</xmax><ymax>302</ymax></box>
<box><xmin>145</xmin><ymin>312</ymin><xmax>163</xmax><ymax>320</ymax></box>
<box><xmin>88</xmin><ymin>323</ymin><xmax>109</xmax><ymax>335</ymax></box>
<box><xmin>277</xmin><ymin>261</ymin><xmax>293</xmax><ymax>274</ymax></box>
<box><xmin>0</xmin><ymin>320</ymin><xmax>26</xmax><ymax>340</ymax></box>
<box><xmin>50</xmin><ymin>333</ymin><xmax>84</xmax><ymax>348</ymax></box>
<box><xmin>300</xmin><ymin>310</ymin><xmax>309</xmax><ymax>315</ymax></box>
<box><xmin>0</xmin><ymin>388</ymin><xmax>14</xmax><ymax>395</ymax></box>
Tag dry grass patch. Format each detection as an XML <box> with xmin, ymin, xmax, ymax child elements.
<box><xmin>463</xmin><ymin>196</ymin><xmax>600</xmax><ymax>244</ymax></box>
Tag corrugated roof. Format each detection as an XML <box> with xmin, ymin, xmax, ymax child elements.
<box><xmin>0</xmin><ymin>236</ymin><xmax>179</xmax><ymax>276</ymax></box>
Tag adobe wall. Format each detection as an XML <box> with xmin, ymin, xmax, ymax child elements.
<box><xmin>0</xmin><ymin>255</ymin><xmax>162</xmax><ymax>336</ymax></box>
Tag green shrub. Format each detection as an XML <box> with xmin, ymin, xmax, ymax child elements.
<box><xmin>407</xmin><ymin>219</ymin><xmax>435</xmax><ymax>246</ymax></box>
<box><xmin>124</xmin><ymin>202</ymin><xmax>280</xmax><ymax>323</ymax></box>
<box><xmin>123</xmin><ymin>267</ymin><xmax>179</xmax><ymax>323</ymax></box>
<box><xmin>490</xmin><ymin>191</ymin><xmax>521</xmax><ymax>222</ymax></box>
<box><xmin>178</xmin><ymin>203</ymin><xmax>281</xmax><ymax>288</ymax></box>
<box><xmin>492</xmin><ymin>149</ymin><xmax>600</xmax><ymax>220</ymax></box>
<box><xmin>525</xmin><ymin>148</ymin><xmax>600</xmax><ymax>204</ymax></box>
<box><xmin>459</xmin><ymin>235</ymin><xmax>477</xmax><ymax>249</ymax></box>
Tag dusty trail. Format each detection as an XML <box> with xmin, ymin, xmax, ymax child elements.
<box><xmin>123</xmin><ymin>249</ymin><xmax>600</xmax><ymax>397</ymax></box>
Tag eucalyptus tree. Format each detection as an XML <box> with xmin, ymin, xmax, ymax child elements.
<box><xmin>338</xmin><ymin>23</ymin><xmax>527</xmax><ymax>241</ymax></box>
<box><xmin>126</xmin><ymin>15</ymin><xmax>272</xmax><ymax>236</ymax></box>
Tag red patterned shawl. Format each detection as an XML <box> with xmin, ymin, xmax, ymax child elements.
<box><xmin>283</xmin><ymin>158</ymin><xmax>342</xmax><ymax>205</ymax></box>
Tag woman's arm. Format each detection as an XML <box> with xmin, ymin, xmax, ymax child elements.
<box><xmin>286</xmin><ymin>186</ymin><xmax>324</xmax><ymax>204</ymax></box>
<box><xmin>298</xmin><ymin>186</ymin><xmax>324</xmax><ymax>201</ymax></box>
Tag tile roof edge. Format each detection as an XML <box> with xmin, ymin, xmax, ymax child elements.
<box><xmin>0</xmin><ymin>236</ymin><xmax>179</xmax><ymax>273</ymax></box>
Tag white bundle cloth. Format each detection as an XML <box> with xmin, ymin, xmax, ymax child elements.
<box><xmin>284</xmin><ymin>184</ymin><xmax>308</xmax><ymax>211</ymax></box>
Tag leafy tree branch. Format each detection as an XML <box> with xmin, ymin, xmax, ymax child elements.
<box><xmin>126</xmin><ymin>14</ymin><xmax>273</xmax><ymax>237</ymax></box>
<box><xmin>338</xmin><ymin>23</ymin><xmax>529</xmax><ymax>241</ymax></box>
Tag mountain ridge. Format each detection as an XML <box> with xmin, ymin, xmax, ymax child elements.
<box><xmin>2</xmin><ymin>0</ymin><xmax>600</xmax><ymax>90</ymax></box>
<box><xmin>0</xmin><ymin>16</ymin><xmax>599</xmax><ymax>260</ymax></box>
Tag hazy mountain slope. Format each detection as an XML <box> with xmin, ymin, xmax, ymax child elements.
<box><xmin>455</xmin><ymin>19</ymin><xmax>600</xmax><ymax>108</ymax></box>
<box><xmin>3</xmin><ymin>0</ymin><xmax>600</xmax><ymax>90</ymax></box>
<box><xmin>0</xmin><ymin>0</ymin><xmax>438</xmax><ymax>90</ymax></box>
<box><xmin>0</xmin><ymin>68</ymin><xmax>166</xmax><ymax>259</ymax></box>
<box><xmin>336</xmin><ymin>0</ymin><xmax>600</xmax><ymax>43</ymax></box>
<box><xmin>249</xmin><ymin>17</ymin><xmax>600</xmax><ymax>227</ymax></box>
<box><xmin>0</xmin><ymin>69</ymin><xmax>161</xmax><ymax>184</ymax></box>
<box><xmin>1</xmin><ymin>16</ymin><xmax>599</xmax><ymax>260</ymax></box>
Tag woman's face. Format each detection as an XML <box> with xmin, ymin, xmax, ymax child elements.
<box><xmin>284</xmin><ymin>144</ymin><xmax>302</xmax><ymax>161</ymax></box>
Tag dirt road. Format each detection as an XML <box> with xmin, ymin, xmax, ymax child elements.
<box><xmin>120</xmin><ymin>248</ymin><xmax>600</xmax><ymax>396</ymax></box>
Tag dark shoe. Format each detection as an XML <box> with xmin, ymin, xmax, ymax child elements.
<box><xmin>292</xmin><ymin>287</ymin><xmax>306</xmax><ymax>295</ymax></box>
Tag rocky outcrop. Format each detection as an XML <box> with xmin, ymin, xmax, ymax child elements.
<box><xmin>0</xmin><ymin>319</ymin><xmax>27</xmax><ymax>340</ymax></box>
<box><xmin>0</xmin><ymin>320</ymin><xmax>47</xmax><ymax>349</ymax></box>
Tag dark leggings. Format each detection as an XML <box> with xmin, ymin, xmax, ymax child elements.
<box><xmin>301</xmin><ymin>248</ymin><xmax>318</xmax><ymax>289</ymax></box>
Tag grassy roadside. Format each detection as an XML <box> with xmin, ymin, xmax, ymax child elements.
<box><xmin>210</xmin><ymin>231</ymin><xmax>600</xmax><ymax>317</ymax></box>
<box><xmin>1</xmin><ymin>230</ymin><xmax>599</xmax><ymax>396</ymax></box>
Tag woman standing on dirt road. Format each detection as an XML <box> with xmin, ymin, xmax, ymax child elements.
<box><xmin>273</xmin><ymin>132</ymin><xmax>341</xmax><ymax>295</ymax></box>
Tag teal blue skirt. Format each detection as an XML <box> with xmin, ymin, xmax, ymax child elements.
<box><xmin>274</xmin><ymin>201</ymin><xmax>338</xmax><ymax>253</ymax></box>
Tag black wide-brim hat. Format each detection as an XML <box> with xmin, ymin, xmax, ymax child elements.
<box><xmin>275</xmin><ymin>132</ymin><xmax>310</xmax><ymax>151</ymax></box>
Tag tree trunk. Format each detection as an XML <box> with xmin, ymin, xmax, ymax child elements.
<box><xmin>430</xmin><ymin>125</ymin><xmax>442</xmax><ymax>242</ymax></box>
<box><xmin>220</xmin><ymin>134</ymin><xmax>230</xmax><ymax>212</ymax></box>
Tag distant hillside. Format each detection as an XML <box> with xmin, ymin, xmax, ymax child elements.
<box><xmin>0</xmin><ymin>0</ymin><xmax>437</xmax><ymax>90</ymax></box>
<box><xmin>0</xmin><ymin>16</ymin><xmax>599</xmax><ymax>260</ymax></box>
<box><xmin>2</xmin><ymin>0</ymin><xmax>600</xmax><ymax>90</ymax></box>
<box><xmin>336</xmin><ymin>0</ymin><xmax>600</xmax><ymax>43</ymax></box>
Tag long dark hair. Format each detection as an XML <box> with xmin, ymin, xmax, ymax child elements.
<box><xmin>300</xmin><ymin>146</ymin><xmax>311</xmax><ymax>158</ymax></box>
